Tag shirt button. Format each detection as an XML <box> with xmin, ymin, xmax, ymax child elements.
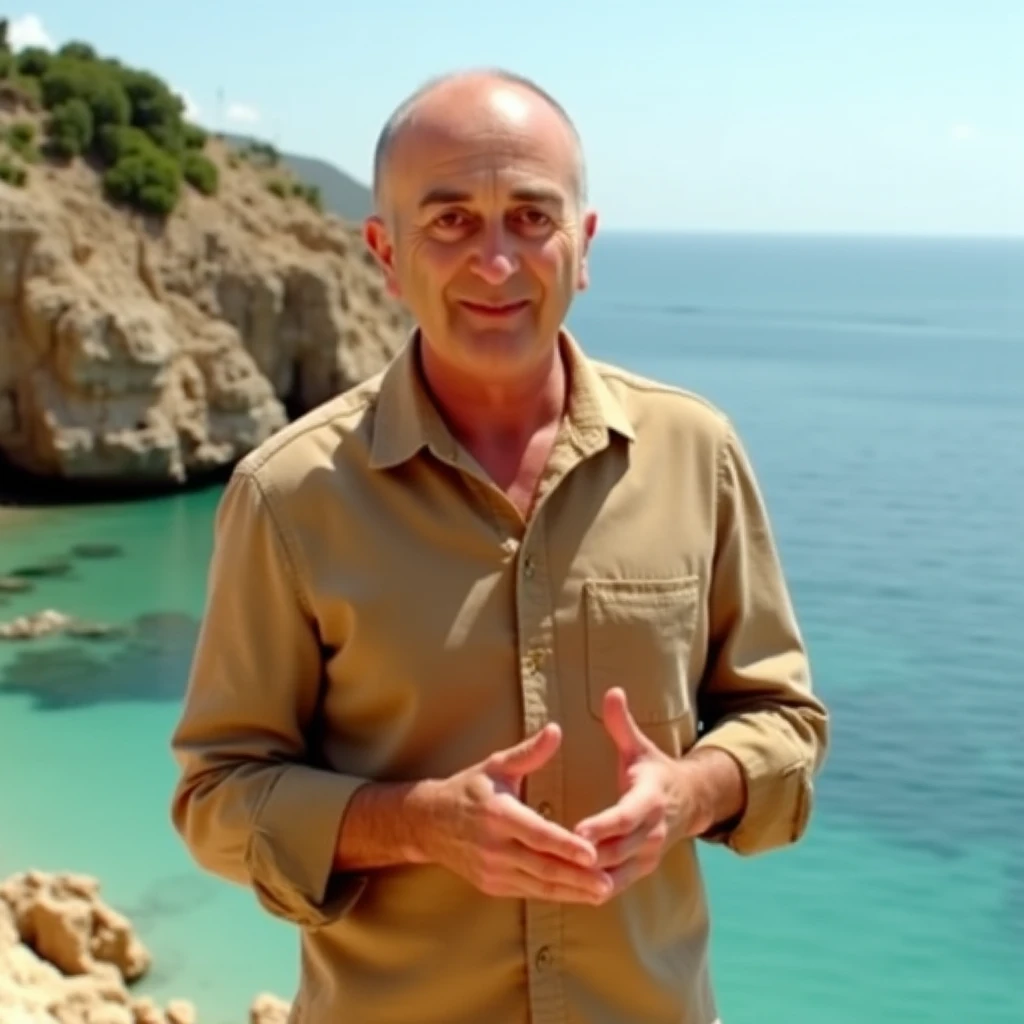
<box><xmin>523</xmin><ymin>556</ymin><xmax>535</xmax><ymax>579</ymax></box>
<box><xmin>535</xmin><ymin>945</ymin><xmax>554</xmax><ymax>970</ymax></box>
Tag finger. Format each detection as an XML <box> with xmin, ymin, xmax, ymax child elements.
<box><xmin>496</xmin><ymin>796</ymin><xmax>598</xmax><ymax>867</ymax></box>
<box><xmin>506</xmin><ymin>842</ymin><xmax>614</xmax><ymax>902</ymax></box>
<box><xmin>487</xmin><ymin>723</ymin><xmax>561</xmax><ymax>780</ymax></box>
<box><xmin>605</xmin><ymin>855</ymin><xmax>653</xmax><ymax>896</ymax></box>
<box><xmin>503</xmin><ymin>867</ymin><xmax>609</xmax><ymax>904</ymax></box>
<box><xmin>574</xmin><ymin>785</ymin><xmax>653</xmax><ymax>846</ymax></box>
<box><xmin>594</xmin><ymin>824</ymin><xmax>653</xmax><ymax>870</ymax></box>
<box><xmin>602</xmin><ymin>687</ymin><xmax>648</xmax><ymax>758</ymax></box>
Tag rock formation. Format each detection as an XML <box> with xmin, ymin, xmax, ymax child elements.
<box><xmin>0</xmin><ymin>85</ymin><xmax>409</xmax><ymax>487</ymax></box>
<box><xmin>0</xmin><ymin>870</ymin><xmax>290</xmax><ymax>1024</ymax></box>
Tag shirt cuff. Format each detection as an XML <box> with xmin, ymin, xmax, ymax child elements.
<box><xmin>246</xmin><ymin>764</ymin><xmax>371</xmax><ymax>928</ymax></box>
<box><xmin>693</xmin><ymin>716</ymin><xmax>813</xmax><ymax>856</ymax></box>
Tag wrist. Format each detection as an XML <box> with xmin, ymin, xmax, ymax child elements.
<box><xmin>334</xmin><ymin>778</ymin><xmax>440</xmax><ymax>870</ymax></box>
<box><xmin>675</xmin><ymin>746</ymin><xmax>747</xmax><ymax>837</ymax></box>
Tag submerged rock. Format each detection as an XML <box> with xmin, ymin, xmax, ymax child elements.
<box><xmin>6</xmin><ymin>560</ymin><xmax>74</xmax><ymax>580</ymax></box>
<box><xmin>0</xmin><ymin>577</ymin><xmax>34</xmax><ymax>594</ymax></box>
<box><xmin>69</xmin><ymin>544</ymin><xmax>124</xmax><ymax>560</ymax></box>
<box><xmin>0</xmin><ymin>610</ymin><xmax>122</xmax><ymax>640</ymax></box>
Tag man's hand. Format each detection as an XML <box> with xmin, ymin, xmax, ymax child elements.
<box><xmin>415</xmin><ymin>723</ymin><xmax>614</xmax><ymax>904</ymax></box>
<box><xmin>573</xmin><ymin>688</ymin><xmax>706</xmax><ymax>898</ymax></box>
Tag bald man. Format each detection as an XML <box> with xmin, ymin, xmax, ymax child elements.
<box><xmin>170</xmin><ymin>69</ymin><xmax>829</xmax><ymax>1024</ymax></box>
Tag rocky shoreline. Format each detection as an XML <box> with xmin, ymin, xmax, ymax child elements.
<box><xmin>0</xmin><ymin>870</ymin><xmax>290</xmax><ymax>1024</ymax></box>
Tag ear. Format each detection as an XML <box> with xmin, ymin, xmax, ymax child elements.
<box><xmin>576</xmin><ymin>209</ymin><xmax>598</xmax><ymax>292</ymax></box>
<box><xmin>362</xmin><ymin>215</ymin><xmax>402</xmax><ymax>299</ymax></box>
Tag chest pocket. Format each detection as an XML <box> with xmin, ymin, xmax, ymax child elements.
<box><xmin>583</xmin><ymin>575</ymin><xmax>700</xmax><ymax>725</ymax></box>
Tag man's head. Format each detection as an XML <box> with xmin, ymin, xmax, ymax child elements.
<box><xmin>363</xmin><ymin>69</ymin><xmax>597</xmax><ymax>385</ymax></box>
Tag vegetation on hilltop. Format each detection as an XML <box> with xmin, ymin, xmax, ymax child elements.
<box><xmin>0</xmin><ymin>17</ymin><xmax>322</xmax><ymax>218</ymax></box>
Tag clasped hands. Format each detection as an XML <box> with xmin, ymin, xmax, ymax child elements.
<box><xmin>425</xmin><ymin>686</ymin><xmax>705</xmax><ymax>906</ymax></box>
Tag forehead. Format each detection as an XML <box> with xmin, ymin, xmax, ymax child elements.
<box><xmin>384</xmin><ymin>86</ymin><xmax>580</xmax><ymax>206</ymax></box>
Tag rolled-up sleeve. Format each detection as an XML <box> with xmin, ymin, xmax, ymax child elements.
<box><xmin>693</xmin><ymin>422</ymin><xmax>829</xmax><ymax>856</ymax></box>
<box><xmin>169</xmin><ymin>464</ymin><xmax>370</xmax><ymax>927</ymax></box>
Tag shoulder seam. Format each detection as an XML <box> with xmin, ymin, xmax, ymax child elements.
<box><xmin>593</xmin><ymin>362</ymin><xmax>732</xmax><ymax>422</ymax></box>
<box><xmin>242</xmin><ymin>390</ymin><xmax>378</xmax><ymax>475</ymax></box>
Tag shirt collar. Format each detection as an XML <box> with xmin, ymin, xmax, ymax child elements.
<box><xmin>369</xmin><ymin>327</ymin><xmax>635</xmax><ymax>471</ymax></box>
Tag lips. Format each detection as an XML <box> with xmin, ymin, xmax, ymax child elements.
<box><xmin>458</xmin><ymin>299</ymin><xmax>530</xmax><ymax>318</ymax></box>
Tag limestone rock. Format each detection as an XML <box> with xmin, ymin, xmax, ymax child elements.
<box><xmin>1</xmin><ymin>869</ymin><xmax>293</xmax><ymax>1024</ymax></box>
<box><xmin>249</xmin><ymin>993</ymin><xmax>291</xmax><ymax>1024</ymax></box>
<box><xmin>0</xmin><ymin>119</ymin><xmax>410</xmax><ymax>486</ymax></box>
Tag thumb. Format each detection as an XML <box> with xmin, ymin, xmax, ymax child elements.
<box><xmin>602</xmin><ymin>688</ymin><xmax>647</xmax><ymax>758</ymax></box>
<box><xmin>487</xmin><ymin>722</ymin><xmax>561</xmax><ymax>780</ymax></box>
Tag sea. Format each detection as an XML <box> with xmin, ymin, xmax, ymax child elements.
<box><xmin>1</xmin><ymin>232</ymin><xmax>1022</xmax><ymax>1024</ymax></box>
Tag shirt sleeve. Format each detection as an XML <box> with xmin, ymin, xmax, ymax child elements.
<box><xmin>692</xmin><ymin>421</ymin><xmax>830</xmax><ymax>855</ymax></box>
<box><xmin>169</xmin><ymin>464</ymin><xmax>370</xmax><ymax>928</ymax></box>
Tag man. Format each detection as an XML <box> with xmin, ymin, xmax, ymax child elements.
<box><xmin>169</xmin><ymin>68</ymin><xmax>828</xmax><ymax>1024</ymax></box>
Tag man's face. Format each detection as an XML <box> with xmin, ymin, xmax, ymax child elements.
<box><xmin>364</xmin><ymin>84</ymin><xmax>597</xmax><ymax>383</ymax></box>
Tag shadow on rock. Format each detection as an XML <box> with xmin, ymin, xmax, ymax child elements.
<box><xmin>0</xmin><ymin>611</ymin><xmax>200</xmax><ymax>710</ymax></box>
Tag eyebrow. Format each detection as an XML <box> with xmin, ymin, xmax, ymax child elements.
<box><xmin>417</xmin><ymin>186</ymin><xmax>565</xmax><ymax>210</ymax></box>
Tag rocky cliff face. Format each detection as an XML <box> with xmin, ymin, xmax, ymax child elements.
<box><xmin>0</xmin><ymin>96</ymin><xmax>409</xmax><ymax>486</ymax></box>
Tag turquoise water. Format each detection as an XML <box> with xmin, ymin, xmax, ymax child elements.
<box><xmin>2</xmin><ymin>233</ymin><xmax>1022</xmax><ymax>1024</ymax></box>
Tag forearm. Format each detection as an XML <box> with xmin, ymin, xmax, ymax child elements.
<box><xmin>676</xmin><ymin>745</ymin><xmax>747</xmax><ymax>838</ymax></box>
<box><xmin>333</xmin><ymin>778</ymin><xmax>438</xmax><ymax>871</ymax></box>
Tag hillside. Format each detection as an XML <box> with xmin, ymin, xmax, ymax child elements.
<box><xmin>0</xmin><ymin>30</ymin><xmax>410</xmax><ymax>491</ymax></box>
<box><xmin>220</xmin><ymin>131</ymin><xmax>373</xmax><ymax>221</ymax></box>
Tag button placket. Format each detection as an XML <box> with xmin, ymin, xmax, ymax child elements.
<box><xmin>515</xmin><ymin>512</ymin><xmax>567</xmax><ymax>1023</ymax></box>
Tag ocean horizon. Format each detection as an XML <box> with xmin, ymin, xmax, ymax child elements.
<box><xmin>2</xmin><ymin>231</ymin><xmax>1022</xmax><ymax>1024</ymax></box>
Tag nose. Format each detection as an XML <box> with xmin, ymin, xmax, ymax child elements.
<box><xmin>469</xmin><ymin>222</ymin><xmax>518</xmax><ymax>285</ymax></box>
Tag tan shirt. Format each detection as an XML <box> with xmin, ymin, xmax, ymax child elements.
<box><xmin>170</xmin><ymin>330</ymin><xmax>828</xmax><ymax>1024</ymax></box>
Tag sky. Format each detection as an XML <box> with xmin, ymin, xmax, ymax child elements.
<box><xmin>6</xmin><ymin>2</ymin><xmax>1022</xmax><ymax>236</ymax></box>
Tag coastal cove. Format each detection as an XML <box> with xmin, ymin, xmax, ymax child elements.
<box><xmin>2</xmin><ymin>232</ymin><xmax>1023</xmax><ymax>1024</ymax></box>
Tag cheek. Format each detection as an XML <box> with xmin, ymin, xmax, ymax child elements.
<box><xmin>404</xmin><ymin>242</ymin><xmax>464</xmax><ymax>293</ymax></box>
<box><xmin>532</xmin><ymin>237</ymin><xmax>578</xmax><ymax>289</ymax></box>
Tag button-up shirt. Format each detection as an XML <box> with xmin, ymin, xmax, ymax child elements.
<box><xmin>170</xmin><ymin>329</ymin><xmax>829</xmax><ymax>1024</ymax></box>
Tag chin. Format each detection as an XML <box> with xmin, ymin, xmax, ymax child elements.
<box><xmin>457</xmin><ymin>329</ymin><xmax>548</xmax><ymax>370</ymax></box>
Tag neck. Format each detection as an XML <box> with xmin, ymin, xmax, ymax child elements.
<box><xmin>417</xmin><ymin>336</ymin><xmax>568</xmax><ymax>450</ymax></box>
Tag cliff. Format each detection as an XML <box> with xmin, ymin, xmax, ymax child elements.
<box><xmin>0</xmin><ymin>38</ymin><xmax>409</xmax><ymax>487</ymax></box>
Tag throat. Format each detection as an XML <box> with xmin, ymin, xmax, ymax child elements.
<box><xmin>465</xmin><ymin>419</ymin><xmax>562</xmax><ymax>521</ymax></box>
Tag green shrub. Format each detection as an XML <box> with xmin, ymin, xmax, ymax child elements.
<box><xmin>0</xmin><ymin>157</ymin><xmax>27</xmax><ymax>187</ymax></box>
<box><xmin>247</xmin><ymin>140</ymin><xmax>279</xmax><ymax>166</ymax></box>
<box><xmin>103</xmin><ymin>144</ymin><xmax>181</xmax><ymax>216</ymax></box>
<box><xmin>182</xmin><ymin>150</ymin><xmax>218</xmax><ymax>195</ymax></box>
<box><xmin>266</xmin><ymin>178</ymin><xmax>288</xmax><ymax>198</ymax></box>
<box><xmin>9</xmin><ymin>121</ymin><xmax>34</xmax><ymax>145</ymax></box>
<box><xmin>15</xmin><ymin>46</ymin><xmax>50</xmax><ymax>77</ymax></box>
<box><xmin>57</xmin><ymin>41</ymin><xmax>98</xmax><ymax>62</ymax></box>
<box><xmin>7</xmin><ymin>74</ymin><xmax>42</xmax><ymax>107</ymax></box>
<box><xmin>6</xmin><ymin>40</ymin><xmax>226</xmax><ymax>216</ymax></box>
<box><xmin>6</xmin><ymin>121</ymin><xmax>38</xmax><ymax>160</ymax></box>
<box><xmin>94</xmin><ymin>123</ymin><xmax>151</xmax><ymax>165</ymax></box>
<box><xmin>47</xmin><ymin>99</ymin><xmax>93</xmax><ymax>158</ymax></box>
<box><xmin>41</xmin><ymin>60</ymin><xmax>130</xmax><ymax>130</ymax></box>
<box><xmin>291</xmin><ymin>180</ymin><xmax>321</xmax><ymax>211</ymax></box>
<box><xmin>119</xmin><ymin>68</ymin><xmax>185</xmax><ymax>153</ymax></box>
<box><xmin>184</xmin><ymin>123</ymin><xmax>207</xmax><ymax>150</ymax></box>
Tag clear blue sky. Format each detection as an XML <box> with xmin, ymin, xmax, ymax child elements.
<box><xmin>8</xmin><ymin>3</ymin><xmax>1022</xmax><ymax>236</ymax></box>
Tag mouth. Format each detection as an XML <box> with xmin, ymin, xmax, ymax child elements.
<box><xmin>458</xmin><ymin>299</ymin><xmax>531</xmax><ymax>319</ymax></box>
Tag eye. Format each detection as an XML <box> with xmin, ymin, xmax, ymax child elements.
<box><xmin>431</xmin><ymin>210</ymin><xmax>471</xmax><ymax>234</ymax></box>
<box><xmin>513</xmin><ymin>208</ymin><xmax>553</xmax><ymax>234</ymax></box>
